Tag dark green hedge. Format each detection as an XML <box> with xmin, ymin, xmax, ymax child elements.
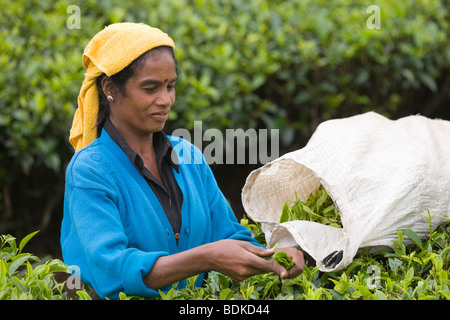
<box><xmin>1</xmin><ymin>0</ymin><xmax>449</xmax><ymax>235</ymax></box>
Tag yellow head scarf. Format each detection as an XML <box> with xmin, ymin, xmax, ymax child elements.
<box><xmin>69</xmin><ymin>23</ymin><xmax>175</xmax><ymax>152</ymax></box>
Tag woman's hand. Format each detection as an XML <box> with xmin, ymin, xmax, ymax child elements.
<box><xmin>271</xmin><ymin>247</ymin><xmax>305</xmax><ymax>279</ymax></box>
<box><xmin>207</xmin><ymin>239</ymin><xmax>275</xmax><ymax>282</ymax></box>
<box><xmin>207</xmin><ymin>240</ymin><xmax>305</xmax><ymax>282</ymax></box>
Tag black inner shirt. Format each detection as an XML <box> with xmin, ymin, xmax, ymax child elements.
<box><xmin>103</xmin><ymin>119</ymin><xmax>183</xmax><ymax>241</ymax></box>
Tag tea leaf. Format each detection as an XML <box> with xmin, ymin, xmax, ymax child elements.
<box><xmin>76</xmin><ymin>290</ymin><xmax>92</xmax><ymax>300</ymax></box>
<box><xmin>274</xmin><ymin>252</ymin><xmax>294</xmax><ymax>270</ymax></box>
<box><xmin>8</xmin><ymin>254</ymin><xmax>33</xmax><ymax>276</ymax></box>
<box><xmin>0</xmin><ymin>260</ymin><xmax>6</xmax><ymax>280</ymax></box>
<box><xmin>219</xmin><ymin>288</ymin><xmax>234</xmax><ymax>300</ymax></box>
<box><xmin>388</xmin><ymin>257</ymin><xmax>403</xmax><ymax>274</ymax></box>
<box><xmin>271</xmin><ymin>243</ymin><xmax>279</xmax><ymax>252</ymax></box>
<box><xmin>18</xmin><ymin>230</ymin><xmax>39</xmax><ymax>254</ymax></box>
<box><xmin>400</xmin><ymin>229</ymin><xmax>423</xmax><ymax>249</ymax></box>
<box><xmin>280</xmin><ymin>202</ymin><xmax>291</xmax><ymax>223</ymax></box>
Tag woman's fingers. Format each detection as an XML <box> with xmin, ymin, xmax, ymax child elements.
<box><xmin>243</xmin><ymin>241</ymin><xmax>275</xmax><ymax>258</ymax></box>
<box><xmin>287</xmin><ymin>249</ymin><xmax>305</xmax><ymax>278</ymax></box>
<box><xmin>272</xmin><ymin>247</ymin><xmax>305</xmax><ymax>279</ymax></box>
<box><xmin>209</xmin><ymin>240</ymin><xmax>305</xmax><ymax>282</ymax></box>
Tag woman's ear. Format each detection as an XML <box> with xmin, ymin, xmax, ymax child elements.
<box><xmin>101</xmin><ymin>76</ymin><xmax>115</xmax><ymax>98</ymax></box>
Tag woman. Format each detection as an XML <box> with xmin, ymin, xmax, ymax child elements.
<box><xmin>61</xmin><ymin>22</ymin><xmax>304</xmax><ymax>299</ymax></box>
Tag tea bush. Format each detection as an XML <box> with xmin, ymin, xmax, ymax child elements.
<box><xmin>121</xmin><ymin>211</ymin><xmax>450</xmax><ymax>300</ymax></box>
<box><xmin>0</xmin><ymin>231</ymin><xmax>90</xmax><ymax>300</ymax></box>
<box><xmin>1</xmin><ymin>0</ymin><xmax>449</xmax><ymax>235</ymax></box>
<box><xmin>159</xmin><ymin>213</ymin><xmax>450</xmax><ymax>300</ymax></box>
<box><xmin>1</xmin><ymin>212</ymin><xmax>449</xmax><ymax>300</ymax></box>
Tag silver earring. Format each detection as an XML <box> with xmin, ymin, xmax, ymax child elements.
<box><xmin>107</xmin><ymin>95</ymin><xmax>114</xmax><ymax>103</ymax></box>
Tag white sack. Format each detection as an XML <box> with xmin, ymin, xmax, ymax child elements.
<box><xmin>241</xmin><ymin>112</ymin><xmax>450</xmax><ymax>272</ymax></box>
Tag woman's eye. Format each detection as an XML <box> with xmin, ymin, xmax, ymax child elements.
<box><xmin>144</xmin><ymin>87</ymin><xmax>157</xmax><ymax>92</ymax></box>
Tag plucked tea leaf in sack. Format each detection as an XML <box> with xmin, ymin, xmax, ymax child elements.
<box><xmin>282</xmin><ymin>185</ymin><xmax>342</xmax><ymax>228</ymax></box>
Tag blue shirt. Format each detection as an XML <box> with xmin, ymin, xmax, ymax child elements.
<box><xmin>60</xmin><ymin>129</ymin><xmax>260</xmax><ymax>299</ymax></box>
<box><xmin>103</xmin><ymin>119</ymin><xmax>183</xmax><ymax>238</ymax></box>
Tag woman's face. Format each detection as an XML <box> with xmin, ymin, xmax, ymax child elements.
<box><xmin>107</xmin><ymin>49</ymin><xmax>177</xmax><ymax>137</ymax></box>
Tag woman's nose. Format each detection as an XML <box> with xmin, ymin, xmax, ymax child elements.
<box><xmin>156</xmin><ymin>88</ymin><xmax>174</xmax><ymax>107</ymax></box>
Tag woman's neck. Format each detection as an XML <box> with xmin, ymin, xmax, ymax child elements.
<box><xmin>110</xmin><ymin>118</ymin><xmax>154</xmax><ymax>157</ymax></box>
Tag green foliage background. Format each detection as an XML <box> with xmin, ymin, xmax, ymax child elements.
<box><xmin>0</xmin><ymin>0</ymin><xmax>449</xmax><ymax>244</ymax></box>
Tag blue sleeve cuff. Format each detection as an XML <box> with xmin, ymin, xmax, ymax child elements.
<box><xmin>120</xmin><ymin>250</ymin><xmax>169</xmax><ymax>299</ymax></box>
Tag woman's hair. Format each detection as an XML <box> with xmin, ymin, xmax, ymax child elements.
<box><xmin>95</xmin><ymin>46</ymin><xmax>177</xmax><ymax>137</ymax></box>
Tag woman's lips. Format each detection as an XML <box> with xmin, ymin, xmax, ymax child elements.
<box><xmin>150</xmin><ymin>111</ymin><xmax>169</xmax><ymax>122</ymax></box>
